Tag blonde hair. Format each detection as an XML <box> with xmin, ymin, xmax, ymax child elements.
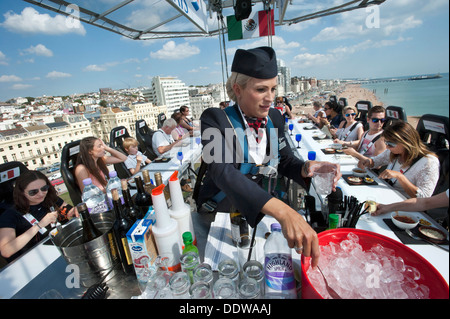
<box><xmin>342</xmin><ymin>105</ymin><xmax>358</xmax><ymax>116</ymax></box>
<box><xmin>226</xmin><ymin>72</ymin><xmax>252</xmax><ymax>102</ymax></box>
<box><xmin>123</xmin><ymin>137</ymin><xmax>139</xmax><ymax>151</ymax></box>
<box><xmin>382</xmin><ymin>121</ymin><xmax>437</xmax><ymax>167</ymax></box>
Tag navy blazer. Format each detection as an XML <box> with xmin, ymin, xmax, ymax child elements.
<box><xmin>198</xmin><ymin>105</ymin><xmax>307</xmax><ymax>227</ymax></box>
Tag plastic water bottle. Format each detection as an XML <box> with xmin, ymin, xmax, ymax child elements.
<box><xmin>106</xmin><ymin>171</ymin><xmax>124</xmax><ymax>208</ymax></box>
<box><xmin>264</xmin><ymin>223</ymin><xmax>297</xmax><ymax>299</ymax></box>
<box><xmin>81</xmin><ymin>178</ymin><xmax>109</xmax><ymax>214</ymax></box>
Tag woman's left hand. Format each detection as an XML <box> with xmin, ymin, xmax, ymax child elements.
<box><xmin>378</xmin><ymin>169</ymin><xmax>400</xmax><ymax>180</ymax></box>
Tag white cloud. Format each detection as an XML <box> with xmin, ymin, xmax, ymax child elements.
<box><xmin>83</xmin><ymin>64</ymin><xmax>107</xmax><ymax>72</ymax></box>
<box><xmin>1</xmin><ymin>7</ymin><xmax>86</xmax><ymax>35</ymax></box>
<box><xmin>46</xmin><ymin>71</ymin><xmax>71</xmax><ymax>79</ymax></box>
<box><xmin>0</xmin><ymin>74</ymin><xmax>22</xmax><ymax>82</ymax></box>
<box><xmin>292</xmin><ymin>53</ymin><xmax>334</xmax><ymax>68</ymax></box>
<box><xmin>20</xmin><ymin>44</ymin><xmax>53</xmax><ymax>57</ymax></box>
<box><xmin>12</xmin><ymin>83</ymin><xmax>32</xmax><ymax>90</ymax></box>
<box><xmin>150</xmin><ymin>41</ymin><xmax>200</xmax><ymax>60</ymax></box>
<box><xmin>0</xmin><ymin>51</ymin><xmax>8</xmax><ymax>65</ymax></box>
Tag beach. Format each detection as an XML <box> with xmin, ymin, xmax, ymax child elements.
<box><xmin>293</xmin><ymin>84</ymin><xmax>420</xmax><ymax>128</ymax></box>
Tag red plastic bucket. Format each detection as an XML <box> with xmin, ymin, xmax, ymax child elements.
<box><xmin>301</xmin><ymin>228</ymin><xmax>449</xmax><ymax>299</ymax></box>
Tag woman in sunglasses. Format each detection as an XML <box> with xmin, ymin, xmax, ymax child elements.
<box><xmin>343</xmin><ymin>105</ymin><xmax>387</xmax><ymax>160</ymax></box>
<box><xmin>358</xmin><ymin>121</ymin><xmax>440</xmax><ymax>198</ymax></box>
<box><xmin>0</xmin><ymin>171</ymin><xmax>78</xmax><ymax>262</ymax></box>
<box><xmin>331</xmin><ymin>105</ymin><xmax>364</xmax><ymax>146</ymax></box>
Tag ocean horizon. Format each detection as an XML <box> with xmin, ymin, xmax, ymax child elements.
<box><xmin>361</xmin><ymin>72</ymin><xmax>449</xmax><ymax>117</ymax></box>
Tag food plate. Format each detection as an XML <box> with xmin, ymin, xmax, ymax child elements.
<box><xmin>418</xmin><ymin>226</ymin><xmax>447</xmax><ymax>244</ymax></box>
<box><xmin>346</xmin><ymin>176</ymin><xmax>362</xmax><ymax>185</ymax></box>
<box><xmin>304</xmin><ymin>125</ymin><xmax>317</xmax><ymax>130</ymax></box>
<box><xmin>343</xmin><ymin>174</ymin><xmax>379</xmax><ymax>186</ymax></box>
<box><xmin>321</xmin><ymin>148</ymin><xmax>335</xmax><ymax>154</ymax></box>
<box><xmin>153</xmin><ymin>157</ymin><xmax>171</xmax><ymax>163</ymax></box>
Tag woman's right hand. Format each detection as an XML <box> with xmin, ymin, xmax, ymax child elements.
<box><xmin>39</xmin><ymin>211</ymin><xmax>58</xmax><ymax>228</ymax></box>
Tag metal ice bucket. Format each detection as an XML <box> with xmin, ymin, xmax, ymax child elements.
<box><xmin>50</xmin><ymin>211</ymin><xmax>118</xmax><ymax>288</ymax></box>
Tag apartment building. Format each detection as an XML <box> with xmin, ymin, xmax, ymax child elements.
<box><xmin>144</xmin><ymin>76</ymin><xmax>190</xmax><ymax>115</ymax></box>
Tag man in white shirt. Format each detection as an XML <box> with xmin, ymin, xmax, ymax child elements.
<box><xmin>152</xmin><ymin>118</ymin><xmax>180</xmax><ymax>157</ymax></box>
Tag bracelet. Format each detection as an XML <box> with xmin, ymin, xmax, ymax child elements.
<box><xmin>35</xmin><ymin>222</ymin><xmax>42</xmax><ymax>230</ymax></box>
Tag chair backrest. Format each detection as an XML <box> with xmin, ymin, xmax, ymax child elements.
<box><xmin>135</xmin><ymin>119</ymin><xmax>158</xmax><ymax>161</ymax></box>
<box><xmin>60</xmin><ymin>140</ymin><xmax>82</xmax><ymax>206</ymax></box>
<box><xmin>338</xmin><ymin>97</ymin><xmax>348</xmax><ymax>108</ymax></box>
<box><xmin>384</xmin><ymin>106</ymin><xmax>408</xmax><ymax>127</ymax></box>
<box><xmin>0</xmin><ymin>161</ymin><xmax>29</xmax><ymax>213</ymax></box>
<box><xmin>157</xmin><ymin>113</ymin><xmax>167</xmax><ymax>129</ymax></box>
<box><xmin>416</xmin><ymin>114</ymin><xmax>449</xmax><ymax>152</ymax></box>
<box><xmin>108</xmin><ymin>126</ymin><xmax>132</xmax><ymax>179</ymax></box>
<box><xmin>355</xmin><ymin>100</ymin><xmax>372</xmax><ymax>130</ymax></box>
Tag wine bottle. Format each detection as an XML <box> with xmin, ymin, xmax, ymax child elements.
<box><xmin>134</xmin><ymin>176</ymin><xmax>152</xmax><ymax>218</ymax></box>
<box><xmin>141</xmin><ymin>170</ymin><xmax>155</xmax><ymax>194</ymax></box>
<box><xmin>154</xmin><ymin>171</ymin><xmax>170</xmax><ymax>200</ymax></box>
<box><xmin>111</xmin><ymin>188</ymin><xmax>135</xmax><ymax>274</ymax></box>
<box><xmin>78</xmin><ymin>202</ymin><xmax>102</xmax><ymax>243</ymax></box>
<box><xmin>121</xmin><ymin>179</ymin><xmax>140</xmax><ymax>222</ymax></box>
<box><xmin>229</xmin><ymin>205</ymin><xmax>249</xmax><ymax>246</ymax></box>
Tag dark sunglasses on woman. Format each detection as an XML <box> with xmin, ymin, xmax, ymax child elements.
<box><xmin>28</xmin><ymin>184</ymin><xmax>50</xmax><ymax>196</ymax></box>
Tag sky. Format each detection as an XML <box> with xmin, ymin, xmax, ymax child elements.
<box><xmin>0</xmin><ymin>0</ymin><xmax>448</xmax><ymax>101</ymax></box>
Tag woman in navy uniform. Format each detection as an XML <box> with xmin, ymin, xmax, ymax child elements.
<box><xmin>198</xmin><ymin>47</ymin><xmax>341</xmax><ymax>267</ymax></box>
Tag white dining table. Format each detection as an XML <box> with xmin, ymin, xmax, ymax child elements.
<box><xmin>287</xmin><ymin>118</ymin><xmax>449</xmax><ymax>284</ymax></box>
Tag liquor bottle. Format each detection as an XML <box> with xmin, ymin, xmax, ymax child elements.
<box><xmin>111</xmin><ymin>188</ymin><xmax>134</xmax><ymax>274</ymax></box>
<box><xmin>134</xmin><ymin>176</ymin><xmax>152</xmax><ymax>218</ymax></box>
<box><xmin>141</xmin><ymin>170</ymin><xmax>155</xmax><ymax>194</ymax></box>
<box><xmin>154</xmin><ymin>171</ymin><xmax>170</xmax><ymax>200</ymax></box>
<box><xmin>229</xmin><ymin>205</ymin><xmax>249</xmax><ymax>246</ymax></box>
<box><xmin>78</xmin><ymin>202</ymin><xmax>103</xmax><ymax>243</ymax></box>
<box><xmin>121</xmin><ymin>179</ymin><xmax>140</xmax><ymax>222</ymax></box>
<box><xmin>182</xmin><ymin>231</ymin><xmax>199</xmax><ymax>255</ymax></box>
<box><xmin>264</xmin><ymin>223</ymin><xmax>296</xmax><ymax>299</ymax></box>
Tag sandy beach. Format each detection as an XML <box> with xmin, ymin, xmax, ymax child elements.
<box><xmin>293</xmin><ymin>83</ymin><xmax>420</xmax><ymax>128</ymax></box>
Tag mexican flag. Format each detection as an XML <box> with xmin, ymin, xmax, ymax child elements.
<box><xmin>227</xmin><ymin>9</ymin><xmax>275</xmax><ymax>41</ymax></box>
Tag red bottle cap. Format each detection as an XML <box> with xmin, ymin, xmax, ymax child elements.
<box><xmin>169</xmin><ymin>171</ymin><xmax>179</xmax><ymax>182</ymax></box>
<box><xmin>152</xmin><ymin>184</ymin><xmax>165</xmax><ymax>196</ymax></box>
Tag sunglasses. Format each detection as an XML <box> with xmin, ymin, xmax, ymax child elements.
<box><xmin>324</xmin><ymin>108</ymin><xmax>331</xmax><ymax>111</ymax></box>
<box><xmin>345</xmin><ymin>113</ymin><xmax>356</xmax><ymax>117</ymax></box>
<box><xmin>27</xmin><ymin>184</ymin><xmax>50</xmax><ymax>196</ymax></box>
<box><xmin>371</xmin><ymin>118</ymin><xmax>386</xmax><ymax>123</ymax></box>
<box><xmin>385</xmin><ymin>141</ymin><xmax>397</xmax><ymax>148</ymax></box>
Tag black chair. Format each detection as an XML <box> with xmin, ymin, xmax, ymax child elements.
<box><xmin>416</xmin><ymin>114</ymin><xmax>449</xmax><ymax>152</ymax></box>
<box><xmin>157</xmin><ymin>113</ymin><xmax>167</xmax><ymax>129</ymax></box>
<box><xmin>384</xmin><ymin>106</ymin><xmax>408</xmax><ymax>127</ymax></box>
<box><xmin>416</xmin><ymin>114</ymin><xmax>450</xmax><ymax>227</ymax></box>
<box><xmin>338</xmin><ymin>97</ymin><xmax>348</xmax><ymax>108</ymax></box>
<box><xmin>60</xmin><ymin>140</ymin><xmax>82</xmax><ymax>206</ymax></box>
<box><xmin>135</xmin><ymin>119</ymin><xmax>158</xmax><ymax>161</ymax></box>
<box><xmin>109</xmin><ymin>126</ymin><xmax>132</xmax><ymax>179</ymax></box>
<box><xmin>0</xmin><ymin>161</ymin><xmax>29</xmax><ymax>215</ymax></box>
<box><xmin>355</xmin><ymin>100</ymin><xmax>372</xmax><ymax>130</ymax></box>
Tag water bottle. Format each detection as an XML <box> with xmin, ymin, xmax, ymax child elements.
<box><xmin>106</xmin><ymin>171</ymin><xmax>123</xmax><ymax>208</ymax></box>
<box><xmin>81</xmin><ymin>178</ymin><xmax>109</xmax><ymax>214</ymax></box>
<box><xmin>264</xmin><ymin>223</ymin><xmax>297</xmax><ymax>299</ymax></box>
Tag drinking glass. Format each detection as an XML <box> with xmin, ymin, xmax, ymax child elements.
<box><xmin>313</xmin><ymin>164</ymin><xmax>336</xmax><ymax>216</ymax></box>
<box><xmin>295</xmin><ymin>134</ymin><xmax>302</xmax><ymax>148</ymax></box>
<box><xmin>177</xmin><ymin>151</ymin><xmax>183</xmax><ymax>165</ymax></box>
<box><xmin>193</xmin><ymin>263</ymin><xmax>213</xmax><ymax>284</ymax></box>
<box><xmin>243</xmin><ymin>260</ymin><xmax>265</xmax><ymax>298</ymax></box>
<box><xmin>288</xmin><ymin>123</ymin><xmax>294</xmax><ymax>136</ymax></box>
<box><xmin>361</xmin><ymin>196</ymin><xmax>377</xmax><ymax>223</ymax></box>
<box><xmin>189</xmin><ymin>281</ymin><xmax>211</xmax><ymax>299</ymax></box>
<box><xmin>213</xmin><ymin>277</ymin><xmax>237</xmax><ymax>299</ymax></box>
<box><xmin>308</xmin><ymin>151</ymin><xmax>316</xmax><ymax>161</ymax></box>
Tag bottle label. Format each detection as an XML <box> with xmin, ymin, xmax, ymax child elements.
<box><xmin>88</xmin><ymin>201</ymin><xmax>109</xmax><ymax>214</ymax></box>
<box><xmin>265</xmin><ymin>253</ymin><xmax>295</xmax><ymax>292</ymax></box>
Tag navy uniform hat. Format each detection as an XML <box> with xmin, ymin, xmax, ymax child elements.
<box><xmin>231</xmin><ymin>46</ymin><xmax>278</xmax><ymax>79</ymax></box>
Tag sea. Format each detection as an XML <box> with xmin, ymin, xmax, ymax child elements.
<box><xmin>361</xmin><ymin>73</ymin><xmax>449</xmax><ymax>117</ymax></box>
